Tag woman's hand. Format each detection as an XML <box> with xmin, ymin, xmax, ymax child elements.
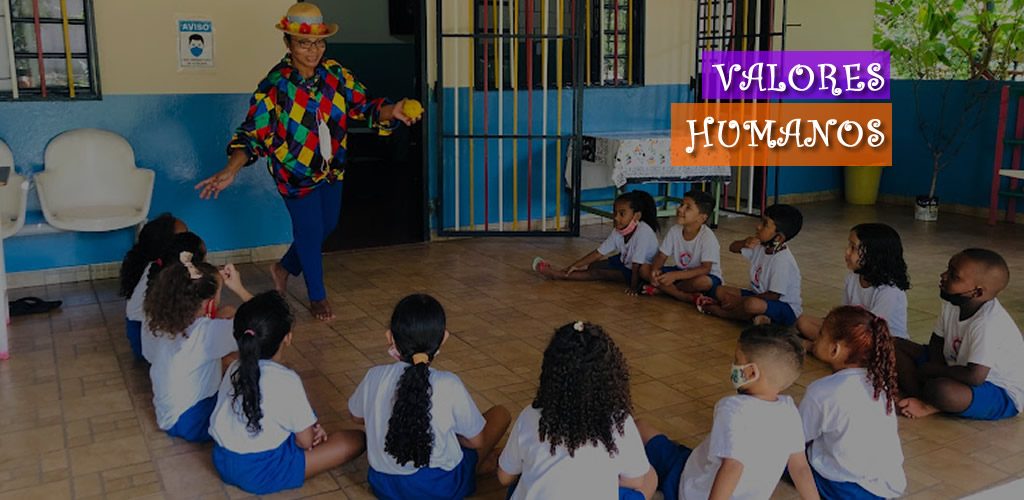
<box><xmin>196</xmin><ymin>167</ymin><xmax>238</xmax><ymax>199</ymax></box>
<box><xmin>386</xmin><ymin>98</ymin><xmax>422</xmax><ymax>127</ymax></box>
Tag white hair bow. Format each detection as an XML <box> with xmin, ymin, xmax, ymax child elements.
<box><xmin>179</xmin><ymin>251</ymin><xmax>203</xmax><ymax>280</ymax></box>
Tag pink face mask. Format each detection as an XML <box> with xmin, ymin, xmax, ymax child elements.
<box><xmin>616</xmin><ymin>218</ymin><xmax>639</xmax><ymax>236</ymax></box>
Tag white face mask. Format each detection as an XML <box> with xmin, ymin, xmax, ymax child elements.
<box><xmin>730</xmin><ymin>363</ymin><xmax>759</xmax><ymax>390</ymax></box>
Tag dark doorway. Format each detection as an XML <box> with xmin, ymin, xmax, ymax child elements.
<box><xmin>322</xmin><ymin>0</ymin><xmax>427</xmax><ymax>251</ymax></box>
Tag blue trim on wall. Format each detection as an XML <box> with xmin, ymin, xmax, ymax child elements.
<box><xmin>0</xmin><ymin>94</ymin><xmax>293</xmax><ymax>272</ymax></box>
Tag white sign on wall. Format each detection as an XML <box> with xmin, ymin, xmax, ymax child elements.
<box><xmin>178</xmin><ymin>19</ymin><xmax>214</xmax><ymax>69</ymax></box>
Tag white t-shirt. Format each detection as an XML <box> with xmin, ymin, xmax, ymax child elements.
<box><xmin>209</xmin><ymin>360</ymin><xmax>317</xmax><ymax>453</ymax></box>
<box><xmin>597</xmin><ymin>221</ymin><xmax>659</xmax><ymax>266</ymax></box>
<box><xmin>125</xmin><ymin>263</ymin><xmax>152</xmax><ymax>322</ymax></box>
<box><xmin>658</xmin><ymin>225</ymin><xmax>722</xmax><ymax>280</ymax></box>
<box><xmin>843</xmin><ymin>273</ymin><xmax>909</xmax><ymax>339</ymax></box>
<box><xmin>800</xmin><ymin>368</ymin><xmax>906</xmax><ymax>498</ymax></box>
<box><xmin>499</xmin><ymin>406</ymin><xmax>651</xmax><ymax>500</ymax></box>
<box><xmin>741</xmin><ymin>245</ymin><xmax>803</xmax><ymax>317</ymax></box>
<box><xmin>149</xmin><ymin>317</ymin><xmax>238</xmax><ymax>430</ymax></box>
<box><xmin>680</xmin><ymin>395</ymin><xmax>804</xmax><ymax>500</ymax></box>
<box><xmin>934</xmin><ymin>299</ymin><xmax>1024</xmax><ymax>412</ymax></box>
<box><xmin>348</xmin><ymin>362</ymin><xmax>487</xmax><ymax>475</ymax></box>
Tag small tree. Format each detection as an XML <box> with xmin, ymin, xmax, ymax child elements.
<box><xmin>874</xmin><ymin>0</ymin><xmax>1024</xmax><ymax>199</ymax></box>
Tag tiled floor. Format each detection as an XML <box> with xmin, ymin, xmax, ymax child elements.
<box><xmin>2</xmin><ymin>200</ymin><xmax>1024</xmax><ymax>499</ymax></box>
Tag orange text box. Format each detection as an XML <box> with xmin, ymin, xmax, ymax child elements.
<box><xmin>670</xmin><ymin>103</ymin><xmax>892</xmax><ymax>167</ymax></box>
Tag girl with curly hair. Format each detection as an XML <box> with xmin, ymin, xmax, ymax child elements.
<box><xmin>348</xmin><ymin>294</ymin><xmax>510</xmax><ymax>500</ymax></box>
<box><xmin>801</xmin><ymin>306</ymin><xmax>906</xmax><ymax>499</ymax></box>
<box><xmin>138</xmin><ymin>232</ymin><xmax>207</xmax><ymax>363</ymax></box>
<box><xmin>120</xmin><ymin>213</ymin><xmax>186</xmax><ymax>360</ymax></box>
<box><xmin>144</xmin><ymin>252</ymin><xmax>253</xmax><ymax>442</ymax></box>
<box><xmin>497</xmin><ymin>321</ymin><xmax>656</xmax><ymax>500</ymax></box>
<box><xmin>797</xmin><ymin>222</ymin><xmax>910</xmax><ymax>346</ymax></box>
<box><xmin>210</xmin><ymin>291</ymin><xmax>366</xmax><ymax>495</ymax></box>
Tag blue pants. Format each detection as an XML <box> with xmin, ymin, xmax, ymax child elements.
<box><xmin>125</xmin><ymin>319</ymin><xmax>143</xmax><ymax>361</ymax></box>
<box><xmin>166</xmin><ymin>395</ymin><xmax>217</xmax><ymax>443</ymax></box>
<box><xmin>280</xmin><ymin>182</ymin><xmax>343</xmax><ymax>302</ymax></box>
<box><xmin>915</xmin><ymin>352</ymin><xmax>1020</xmax><ymax>420</ymax></box>
<box><xmin>644</xmin><ymin>435</ymin><xmax>692</xmax><ymax>500</ymax></box>
<box><xmin>213</xmin><ymin>434</ymin><xmax>306</xmax><ymax>495</ymax></box>
<box><xmin>809</xmin><ymin>465</ymin><xmax>883</xmax><ymax>500</ymax></box>
<box><xmin>740</xmin><ymin>289</ymin><xmax>797</xmax><ymax>326</ymax></box>
<box><xmin>368</xmin><ymin>448</ymin><xmax>478</xmax><ymax>500</ymax></box>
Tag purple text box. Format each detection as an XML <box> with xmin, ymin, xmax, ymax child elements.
<box><xmin>701</xmin><ymin>51</ymin><xmax>890</xmax><ymax>100</ymax></box>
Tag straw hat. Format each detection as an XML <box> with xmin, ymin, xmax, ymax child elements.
<box><xmin>275</xmin><ymin>3</ymin><xmax>338</xmax><ymax>39</ymax></box>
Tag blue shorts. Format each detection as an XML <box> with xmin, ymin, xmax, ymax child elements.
<box><xmin>213</xmin><ymin>434</ymin><xmax>306</xmax><ymax>495</ymax></box>
<box><xmin>914</xmin><ymin>352</ymin><xmax>1020</xmax><ymax>421</ymax></box>
<box><xmin>125</xmin><ymin>319</ymin><xmax>144</xmax><ymax>361</ymax></box>
<box><xmin>368</xmin><ymin>447</ymin><xmax>478</xmax><ymax>500</ymax></box>
<box><xmin>659</xmin><ymin>267</ymin><xmax>723</xmax><ymax>297</ymax></box>
<box><xmin>166</xmin><ymin>395</ymin><xmax>216</xmax><ymax>443</ymax></box>
<box><xmin>608</xmin><ymin>254</ymin><xmax>634</xmax><ymax>283</ymax></box>
<box><xmin>644</xmin><ymin>435</ymin><xmax>692</xmax><ymax>500</ymax></box>
<box><xmin>740</xmin><ymin>289</ymin><xmax>797</xmax><ymax>326</ymax></box>
<box><xmin>810</xmin><ymin>464</ymin><xmax>883</xmax><ymax>500</ymax></box>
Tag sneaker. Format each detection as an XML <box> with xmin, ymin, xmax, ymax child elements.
<box><xmin>640</xmin><ymin>284</ymin><xmax>658</xmax><ymax>296</ymax></box>
<box><xmin>532</xmin><ymin>257</ymin><xmax>550</xmax><ymax>273</ymax></box>
<box><xmin>695</xmin><ymin>296</ymin><xmax>718</xmax><ymax>314</ymax></box>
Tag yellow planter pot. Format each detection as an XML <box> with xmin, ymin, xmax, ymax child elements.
<box><xmin>844</xmin><ymin>166</ymin><xmax>884</xmax><ymax>205</ymax></box>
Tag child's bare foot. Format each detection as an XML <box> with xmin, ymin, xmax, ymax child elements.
<box><xmin>310</xmin><ymin>299</ymin><xmax>335</xmax><ymax>321</ymax></box>
<box><xmin>476</xmin><ymin>447</ymin><xmax>501</xmax><ymax>476</ymax></box>
<box><xmin>270</xmin><ymin>262</ymin><xmax>289</xmax><ymax>294</ymax></box>
<box><xmin>752</xmin><ymin>315</ymin><xmax>772</xmax><ymax>326</ymax></box>
<box><xmin>897</xmin><ymin>397</ymin><xmax>940</xmax><ymax>419</ymax></box>
<box><xmin>695</xmin><ymin>296</ymin><xmax>718</xmax><ymax>315</ymax></box>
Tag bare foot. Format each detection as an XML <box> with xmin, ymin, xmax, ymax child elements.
<box><xmin>476</xmin><ymin>447</ymin><xmax>501</xmax><ymax>476</ymax></box>
<box><xmin>270</xmin><ymin>262</ymin><xmax>289</xmax><ymax>294</ymax></box>
<box><xmin>897</xmin><ymin>397</ymin><xmax>940</xmax><ymax>419</ymax></box>
<box><xmin>752</xmin><ymin>315</ymin><xmax>772</xmax><ymax>326</ymax></box>
<box><xmin>310</xmin><ymin>299</ymin><xmax>335</xmax><ymax>322</ymax></box>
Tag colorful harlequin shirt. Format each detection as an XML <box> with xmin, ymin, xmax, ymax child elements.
<box><xmin>228</xmin><ymin>56</ymin><xmax>395</xmax><ymax>198</ymax></box>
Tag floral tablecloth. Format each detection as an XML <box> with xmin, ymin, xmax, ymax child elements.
<box><xmin>566</xmin><ymin>131</ymin><xmax>731</xmax><ymax>189</ymax></box>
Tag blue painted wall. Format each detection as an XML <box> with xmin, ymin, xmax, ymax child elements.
<box><xmin>0</xmin><ymin>94</ymin><xmax>292</xmax><ymax>272</ymax></box>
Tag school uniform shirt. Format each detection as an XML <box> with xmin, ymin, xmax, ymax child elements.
<box><xmin>125</xmin><ymin>263</ymin><xmax>152</xmax><ymax>323</ymax></box>
<box><xmin>800</xmin><ymin>368</ymin><xmax>906</xmax><ymax>498</ymax></box>
<box><xmin>348</xmin><ymin>362</ymin><xmax>487</xmax><ymax>475</ymax></box>
<box><xmin>149</xmin><ymin>317</ymin><xmax>238</xmax><ymax>430</ymax></box>
<box><xmin>934</xmin><ymin>298</ymin><xmax>1024</xmax><ymax>412</ymax></box>
<box><xmin>680</xmin><ymin>394</ymin><xmax>804</xmax><ymax>500</ymax></box>
<box><xmin>499</xmin><ymin>406</ymin><xmax>651</xmax><ymax>500</ymax></box>
<box><xmin>843</xmin><ymin>273</ymin><xmax>909</xmax><ymax>339</ymax></box>
<box><xmin>658</xmin><ymin>224</ymin><xmax>723</xmax><ymax>281</ymax></box>
<box><xmin>141</xmin><ymin>321</ymin><xmax>156</xmax><ymax>363</ymax></box>
<box><xmin>596</xmin><ymin>221</ymin><xmax>660</xmax><ymax>266</ymax></box>
<box><xmin>740</xmin><ymin>245</ymin><xmax>803</xmax><ymax>317</ymax></box>
<box><xmin>209</xmin><ymin>360</ymin><xmax>317</xmax><ymax>453</ymax></box>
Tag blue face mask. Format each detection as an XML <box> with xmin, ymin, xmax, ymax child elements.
<box><xmin>190</xmin><ymin>46</ymin><xmax>203</xmax><ymax>57</ymax></box>
<box><xmin>730</xmin><ymin>363</ymin><xmax>759</xmax><ymax>390</ymax></box>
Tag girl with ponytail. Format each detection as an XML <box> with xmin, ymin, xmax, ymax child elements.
<box><xmin>348</xmin><ymin>294</ymin><xmax>511</xmax><ymax>500</ymax></box>
<box><xmin>144</xmin><ymin>251</ymin><xmax>253</xmax><ymax>443</ymax></box>
<box><xmin>800</xmin><ymin>305</ymin><xmax>906</xmax><ymax>499</ymax></box>
<box><xmin>120</xmin><ymin>213</ymin><xmax>186</xmax><ymax>360</ymax></box>
<box><xmin>210</xmin><ymin>292</ymin><xmax>366</xmax><ymax>495</ymax></box>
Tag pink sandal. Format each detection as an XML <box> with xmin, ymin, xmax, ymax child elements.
<box><xmin>695</xmin><ymin>295</ymin><xmax>718</xmax><ymax>314</ymax></box>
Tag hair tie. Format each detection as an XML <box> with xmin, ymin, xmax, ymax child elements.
<box><xmin>244</xmin><ymin>329</ymin><xmax>256</xmax><ymax>337</ymax></box>
<box><xmin>573</xmin><ymin>321</ymin><xmax>585</xmax><ymax>332</ymax></box>
<box><xmin>411</xmin><ymin>352</ymin><xmax>430</xmax><ymax>365</ymax></box>
<box><xmin>154</xmin><ymin>258</ymin><xmax>163</xmax><ymax>267</ymax></box>
<box><xmin>179</xmin><ymin>251</ymin><xmax>202</xmax><ymax>280</ymax></box>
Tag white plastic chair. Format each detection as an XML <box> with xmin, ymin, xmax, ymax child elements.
<box><xmin>0</xmin><ymin>141</ymin><xmax>29</xmax><ymax>239</ymax></box>
<box><xmin>36</xmin><ymin>129</ymin><xmax>155</xmax><ymax>232</ymax></box>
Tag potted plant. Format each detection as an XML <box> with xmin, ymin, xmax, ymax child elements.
<box><xmin>874</xmin><ymin>0</ymin><xmax>1024</xmax><ymax>221</ymax></box>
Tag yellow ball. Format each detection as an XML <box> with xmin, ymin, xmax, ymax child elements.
<box><xmin>402</xmin><ymin>99</ymin><xmax>424</xmax><ymax>120</ymax></box>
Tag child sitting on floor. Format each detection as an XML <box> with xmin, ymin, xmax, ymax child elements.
<box><xmin>802</xmin><ymin>306</ymin><xmax>906</xmax><ymax>499</ymax></box>
<box><xmin>348</xmin><ymin>294</ymin><xmax>511</xmax><ymax>499</ymax></box>
<box><xmin>644</xmin><ymin>190</ymin><xmax>722</xmax><ymax>303</ymax></box>
<box><xmin>120</xmin><ymin>213</ymin><xmax>187</xmax><ymax>360</ymax></box>
<box><xmin>700</xmin><ymin>204</ymin><xmax>803</xmax><ymax>326</ymax></box>
<box><xmin>498</xmin><ymin>321</ymin><xmax>656</xmax><ymax>500</ymax></box>
<box><xmin>210</xmin><ymin>291</ymin><xmax>366</xmax><ymax>495</ymax></box>
<box><xmin>533</xmin><ymin>190</ymin><xmax>660</xmax><ymax>294</ymax></box>
<box><xmin>144</xmin><ymin>252</ymin><xmax>253</xmax><ymax>442</ymax></box>
<box><xmin>797</xmin><ymin>223</ymin><xmax>910</xmax><ymax>348</ymax></box>
<box><xmin>140</xmin><ymin>232</ymin><xmax>207</xmax><ymax>363</ymax></box>
<box><xmin>637</xmin><ymin>324</ymin><xmax>818</xmax><ymax>500</ymax></box>
<box><xmin>894</xmin><ymin>248</ymin><xmax>1024</xmax><ymax>420</ymax></box>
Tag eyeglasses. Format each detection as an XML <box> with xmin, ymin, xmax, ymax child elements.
<box><xmin>294</xmin><ymin>39</ymin><xmax>326</xmax><ymax>50</ymax></box>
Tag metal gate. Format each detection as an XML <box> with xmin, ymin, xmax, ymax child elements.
<box><xmin>435</xmin><ymin>0</ymin><xmax>584</xmax><ymax>236</ymax></box>
<box><xmin>692</xmin><ymin>0</ymin><xmax>788</xmax><ymax>216</ymax></box>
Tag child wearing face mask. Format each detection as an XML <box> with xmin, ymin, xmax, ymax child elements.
<box><xmin>532</xmin><ymin>190</ymin><xmax>660</xmax><ymax>295</ymax></box>
<box><xmin>894</xmin><ymin>248</ymin><xmax>1024</xmax><ymax>420</ymax></box>
<box><xmin>635</xmin><ymin>325</ymin><xmax>819</xmax><ymax>500</ymax></box>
